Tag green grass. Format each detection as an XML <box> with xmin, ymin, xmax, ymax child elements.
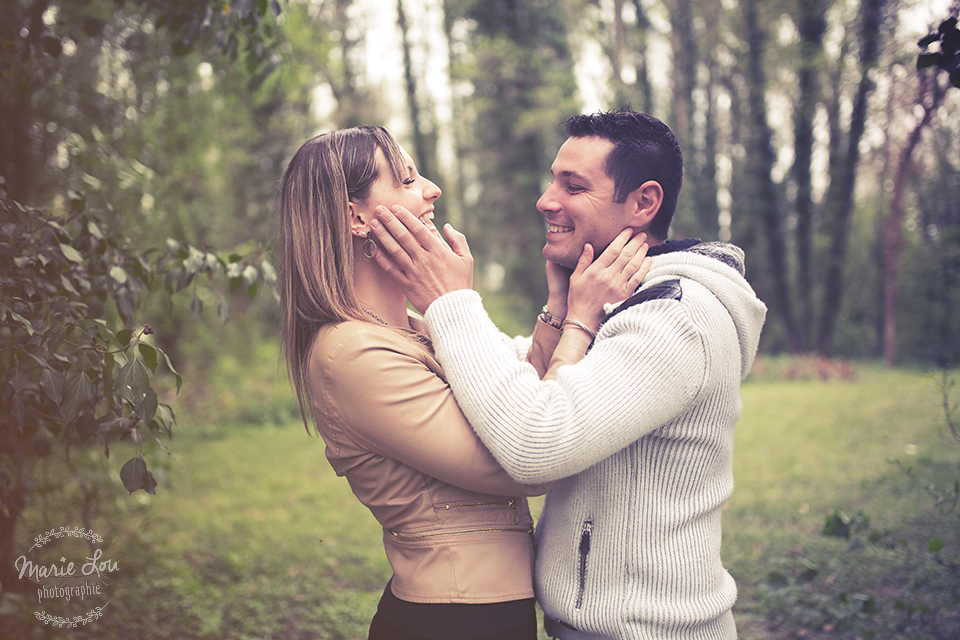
<box><xmin>2</xmin><ymin>353</ymin><xmax>958</xmax><ymax>639</ymax></box>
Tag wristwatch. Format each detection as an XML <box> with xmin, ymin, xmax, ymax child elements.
<box><xmin>538</xmin><ymin>305</ymin><xmax>564</xmax><ymax>329</ymax></box>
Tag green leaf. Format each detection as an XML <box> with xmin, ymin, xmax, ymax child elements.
<box><xmin>138</xmin><ymin>343</ymin><xmax>158</xmax><ymax>372</ymax></box>
<box><xmin>822</xmin><ymin>510</ymin><xmax>851</xmax><ymax>539</ymax></box>
<box><xmin>218</xmin><ymin>295</ymin><xmax>230</xmax><ymax>323</ymax></box>
<box><xmin>191</xmin><ymin>292</ymin><xmax>203</xmax><ymax>319</ymax></box>
<box><xmin>10</xmin><ymin>311</ymin><xmax>36</xmax><ymax>336</ymax></box>
<box><xmin>60</xmin><ymin>274</ymin><xmax>80</xmax><ymax>296</ymax></box>
<box><xmin>62</xmin><ymin>372</ymin><xmax>94</xmax><ymax>420</ymax></box>
<box><xmin>120</xmin><ymin>456</ymin><xmax>147</xmax><ymax>493</ymax></box>
<box><xmin>918</xmin><ymin>52</ymin><xmax>938</xmax><ymax>70</ymax></box>
<box><xmin>76</xmin><ymin>412</ymin><xmax>99</xmax><ymax>440</ymax></box>
<box><xmin>157</xmin><ymin>347</ymin><xmax>183</xmax><ymax>393</ymax></box>
<box><xmin>110</xmin><ymin>265</ymin><xmax>128</xmax><ymax>285</ymax></box>
<box><xmin>260</xmin><ymin>260</ymin><xmax>277</xmax><ymax>284</ymax></box>
<box><xmin>928</xmin><ymin>538</ymin><xmax>945</xmax><ymax>553</ymax></box>
<box><xmin>183</xmin><ymin>246</ymin><xmax>205</xmax><ymax>274</ymax></box>
<box><xmin>40</xmin><ymin>368</ymin><xmax>66</xmax><ymax>405</ymax></box>
<box><xmin>135</xmin><ymin>387</ymin><xmax>158</xmax><ymax>424</ymax></box>
<box><xmin>59</xmin><ymin>243</ymin><xmax>83</xmax><ymax>263</ymax></box>
<box><xmin>117</xmin><ymin>329</ymin><xmax>134</xmax><ymax>346</ymax></box>
<box><xmin>117</xmin><ymin>357</ymin><xmax>149</xmax><ymax>405</ymax></box>
<box><xmin>242</xmin><ymin>264</ymin><xmax>259</xmax><ymax>287</ymax></box>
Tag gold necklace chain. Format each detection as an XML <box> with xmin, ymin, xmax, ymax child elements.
<box><xmin>363</xmin><ymin>309</ymin><xmax>389</xmax><ymax>326</ymax></box>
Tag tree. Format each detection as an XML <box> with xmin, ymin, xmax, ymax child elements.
<box><xmin>740</xmin><ymin>0</ymin><xmax>801</xmax><ymax>352</ymax></box>
<box><xmin>0</xmin><ymin>0</ymin><xmax>284</xmax><ymax>596</ymax></box>
<box><xmin>817</xmin><ymin>0</ymin><xmax>887</xmax><ymax>355</ymax></box>
<box><xmin>445</xmin><ymin>0</ymin><xmax>579</xmax><ymax>329</ymax></box>
<box><xmin>791</xmin><ymin>0</ymin><xmax>830</xmax><ymax>351</ymax></box>
<box><xmin>882</xmin><ymin>13</ymin><xmax>959</xmax><ymax>365</ymax></box>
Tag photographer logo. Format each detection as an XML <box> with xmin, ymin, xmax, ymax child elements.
<box><xmin>13</xmin><ymin>526</ymin><xmax>117</xmax><ymax>628</ymax></box>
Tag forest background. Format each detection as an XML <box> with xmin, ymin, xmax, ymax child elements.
<box><xmin>1</xmin><ymin>0</ymin><xmax>959</xmax><ymax>638</ymax></box>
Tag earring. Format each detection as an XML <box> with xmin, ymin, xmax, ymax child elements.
<box><xmin>362</xmin><ymin>234</ymin><xmax>377</xmax><ymax>259</ymax></box>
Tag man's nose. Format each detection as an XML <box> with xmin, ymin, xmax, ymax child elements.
<box><xmin>537</xmin><ymin>184</ymin><xmax>558</xmax><ymax>213</ymax></box>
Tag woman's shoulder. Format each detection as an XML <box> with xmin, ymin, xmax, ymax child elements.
<box><xmin>310</xmin><ymin>320</ymin><xmax>429</xmax><ymax>368</ymax></box>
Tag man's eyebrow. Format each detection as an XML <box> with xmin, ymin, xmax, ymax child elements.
<box><xmin>551</xmin><ymin>169</ymin><xmax>591</xmax><ymax>184</ymax></box>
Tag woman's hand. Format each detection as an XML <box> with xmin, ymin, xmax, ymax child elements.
<box><xmin>565</xmin><ymin>230</ymin><xmax>651</xmax><ymax>334</ymax></box>
<box><xmin>543</xmin><ymin>260</ymin><xmax>572</xmax><ymax>322</ymax></box>
<box><xmin>369</xmin><ymin>205</ymin><xmax>474</xmax><ymax>314</ymax></box>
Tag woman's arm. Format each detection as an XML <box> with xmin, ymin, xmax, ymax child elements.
<box><xmin>310</xmin><ymin>323</ymin><xmax>550</xmax><ymax>497</ymax></box>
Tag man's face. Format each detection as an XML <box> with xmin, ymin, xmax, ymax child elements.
<box><xmin>537</xmin><ymin>136</ymin><xmax>637</xmax><ymax>269</ymax></box>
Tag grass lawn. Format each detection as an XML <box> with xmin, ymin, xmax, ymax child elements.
<box><xmin>2</xmin><ymin>356</ymin><xmax>957</xmax><ymax>639</ymax></box>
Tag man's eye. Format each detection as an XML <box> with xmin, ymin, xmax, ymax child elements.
<box><xmin>567</xmin><ymin>185</ymin><xmax>585</xmax><ymax>193</ymax></box>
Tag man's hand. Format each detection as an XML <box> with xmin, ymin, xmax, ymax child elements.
<box><xmin>565</xmin><ymin>230</ymin><xmax>651</xmax><ymax>333</ymax></box>
<box><xmin>369</xmin><ymin>205</ymin><xmax>474</xmax><ymax>314</ymax></box>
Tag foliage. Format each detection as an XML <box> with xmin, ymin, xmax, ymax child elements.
<box><xmin>918</xmin><ymin>16</ymin><xmax>960</xmax><ymax>89</ymax></box>
<box><xmin>0</xmin><ymin>182</ymin><xmax>275</xmax><ymax>594</ymax></box>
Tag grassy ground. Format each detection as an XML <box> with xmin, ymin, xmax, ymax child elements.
<box><xmin>2</xmin><ymin>352</ymin><xmax>957</xmax><ymax>639</ymax></box>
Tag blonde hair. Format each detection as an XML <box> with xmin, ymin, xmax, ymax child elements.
<box><xmin>277</xmin><ymin>126</ymin><xmax>406</xmax><ymax>432</ymax></box>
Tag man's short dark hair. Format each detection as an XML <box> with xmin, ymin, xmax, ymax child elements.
<box><xmin>564</xmin><ymin>107</ymin><xmax>683</xmax><ymax>240</ymax></box>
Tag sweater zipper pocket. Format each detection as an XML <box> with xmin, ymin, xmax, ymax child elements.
<box><xmin>575</xmin><ymin>520</ymin><xmax>593</xmax><ymax>610</ymax></box>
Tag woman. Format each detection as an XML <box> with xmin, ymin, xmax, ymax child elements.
<box><xmin>277</xmin><ymin>126</ymin><xmax>554</xmax><ymax>640</ymax></box>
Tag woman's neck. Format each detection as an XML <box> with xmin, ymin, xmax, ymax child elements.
<box><xmin>353</xmin><ymin>249</ymin><xmax>410</xmax><ymax>328</ymax></box>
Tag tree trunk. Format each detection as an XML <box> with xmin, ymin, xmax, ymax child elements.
<box><xmin>397</xmin><ymin>0</ymin><xmax>431</xmax><ymax>178</ymax></box>
<box><xmin>631</xmin><ymin>0</ymin><xmax>654</xmax><ymax>115</ymax></box>
<box><xmin>742</xmin><ymin>0</ymin><xmax>801</xmax><ymax>351</ymax></box>
<box><xmin>817</xmin><ymin>0</ymin><xmax>885</xmax><ymax>355</ymax></box>
<box><xmin>882</xmin><ymin>73</ymin><xmax>945</xmax><ymax>366</ymax></box>
<box><xmin>792</xmin><ymin>2</ymin><xmax>829</xmax><ymax>351</ymax></box>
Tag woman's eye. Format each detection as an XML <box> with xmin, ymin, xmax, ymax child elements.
<box><xmin>403</xmin><ymin>177</ymin><xmax>416</xmax><ymax>186</ymax></box>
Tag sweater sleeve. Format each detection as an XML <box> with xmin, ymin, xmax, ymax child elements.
<box><xmin>423</xmin><ymin>289</ymin><xmax>709</xmax><ymax>483</ymax></box>
<box><xmin>310</xmin><ymin>323</ymin><xmax>549</xmax><ymax>497</ymax></box>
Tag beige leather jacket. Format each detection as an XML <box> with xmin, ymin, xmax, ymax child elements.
<box><xmin>307</xmin><ymin>316</ymin><xmax>559</xmax><ymax>604</ymax></box>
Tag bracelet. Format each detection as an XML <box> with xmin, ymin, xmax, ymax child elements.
<box><xmin>560</xmin><ymin>319</ymin><xmax>596</xmax><ymax>340</ymax></box>
<box><xmin>539</xmin><ymin>306</ymin><xmax>564</xmax><ymax>329</ymax></box>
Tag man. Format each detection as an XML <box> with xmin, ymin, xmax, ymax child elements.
<box><xmin>370</xmin><ymin>108</ymin><xmax>767</xmax><ymax>639</ymax></box>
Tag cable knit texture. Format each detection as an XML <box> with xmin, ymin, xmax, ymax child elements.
<box><xmin>423</xmin><ymin>244</ymin><xmax>767</xmax><ymax>639</ymax></box>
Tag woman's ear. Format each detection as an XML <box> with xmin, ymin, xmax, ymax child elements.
<box><xmin>629</xmin><ymin>180</ymin><xmax>663</xmax><ymax>231</ymax></box>
<box><xmin>349</xmin><ymin>202</ymin><xmax>369</xmax><ymax>237</ymax></box>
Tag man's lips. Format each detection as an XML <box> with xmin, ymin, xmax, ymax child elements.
<box><xmin>547</xmin><ymin>223</ymin><xmax>573</xmax><ymax>234</ymax></box>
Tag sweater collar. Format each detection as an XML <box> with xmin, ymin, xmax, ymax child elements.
<box><xmin>647</xmin><ymin>238</ymin><xmax>701</xmax><ymax>256</ymax></box>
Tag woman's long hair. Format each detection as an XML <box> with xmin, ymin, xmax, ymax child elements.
<box><xmin>277</xmin><ymin>126</ymin><xmax>406</xmax><ymax>432</ymax></box>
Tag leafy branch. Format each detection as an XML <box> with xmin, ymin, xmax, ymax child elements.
<box><xmin>0</xmin><ymin>179</ymin><xmax>274</xmax><ymax>499</ymax></box>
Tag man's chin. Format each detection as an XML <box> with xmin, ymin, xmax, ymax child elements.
<box><xmin>543</xmin><ymin>245</ymin><xmax>578</xmax><ymax>270</ymax></box>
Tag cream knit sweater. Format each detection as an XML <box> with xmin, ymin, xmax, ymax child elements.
<box><xmin>423</xmin><ymin>243</ymin><xmax>767</xmax><ymax>640</ymax></box>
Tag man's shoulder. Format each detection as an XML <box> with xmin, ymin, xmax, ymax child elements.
<box><xmin>607</xmin><ymin>279</ymin><xmax>683</xmax><ymax>320</ymax></box>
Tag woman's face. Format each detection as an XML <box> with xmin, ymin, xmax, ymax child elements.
<box><xmin>352</xmin><ymin>146</ymin><xmax>441</xmax><ymax>234</ymax></box>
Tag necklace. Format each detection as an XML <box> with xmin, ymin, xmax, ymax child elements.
<box><xmin>363</xmin><ymin>309</ymin><xmax>389</xmax><ymax>326</ymax></box>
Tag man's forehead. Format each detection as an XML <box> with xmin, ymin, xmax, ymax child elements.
<box><xmin>551</xmin><ymin>136</ymin><xmax>614</xmax><ymax>179</ymax></box>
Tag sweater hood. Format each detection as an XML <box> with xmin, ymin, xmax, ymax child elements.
<box><xmin>638</xmin><ymin>241</ymin><xmax>766</xmax><ymax>380</ymax></box>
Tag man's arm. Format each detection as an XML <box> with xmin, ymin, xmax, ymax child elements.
<box><xmin>423</xmin><ymin>289</ymin><xmax>707</xmax><ymax>484</ymax></box>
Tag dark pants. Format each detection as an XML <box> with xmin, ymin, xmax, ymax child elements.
<box><xmin>367</xmin><ymin>579</ymin><xmax>538</xmax><ymax>640</ymax></box>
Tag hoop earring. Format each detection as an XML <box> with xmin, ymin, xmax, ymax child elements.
<box><xmin>362</xmin><ymin>236</ymin><xmax>377</xmax><ymax>259</ymax></box>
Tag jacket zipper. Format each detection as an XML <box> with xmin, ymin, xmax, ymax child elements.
<box><xmin>387</xmin><ymin>525</ymin><xmax>532</xmax><ymax>540</ymax></box>
<box><xmin>388</xmin><ymin>499</ymin><xmax>524</xmax><ymax>539</ymax></box>
<box><xmin>443</xmin><ymin>498</ymin><xmax>519</xmax><ymax>524</ymax></box>
<box><xmin>575</xmin><ymin>520</ymin><xmax>593</xmax><ymax>610</ymax></box>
